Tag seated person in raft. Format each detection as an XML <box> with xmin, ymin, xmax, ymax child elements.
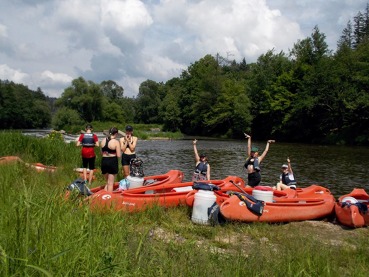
<box><xmin>275</xmin><ymin>157</ymin><xmax>297</xmax><ymax>190</ymax></box>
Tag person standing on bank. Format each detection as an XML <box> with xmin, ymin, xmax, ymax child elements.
<box><xmin>192</xmin><ymin>139</ymin><xmax>211</xmax><ymax>181</ymax></box>
<box><xmin>100</xmin><ymin>127</ymin><xmax>121</xmax><ymax>192</ymax></box>
<box><xmin>244</xmin><ymin>133</ymin><xmax>275</xmax><ymax>187</ymax></box>
<box><xmin>76</xmin><ymin>124</ymin><xmax>99</xmax><ymax>185</ymax></box>
<box><xmin>120</xmin><ymin>125</ymin><xmax>138</xmax><ymax>178</ymax></box>
<box><xmin>275</xmin><ymin>157</ymin><xmax>297</xmax><ymax>190</ymax></box>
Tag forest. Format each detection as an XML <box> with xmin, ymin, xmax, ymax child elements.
<box><xmin>1</xmin><ymin>6</ymin><xmax>369</xmax><ymax>145</ymax></box>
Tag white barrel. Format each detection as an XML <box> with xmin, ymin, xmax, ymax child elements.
<box><xmin>191</xmin><ymin>190</ymin><xmax>217</xmax><ymax>225</ymax></box>
<box><xmin>126</xmin><ymin>175</ymin><xmax>144</xmax><ymax>189</ymax></box>
<box><xmin>252</xmin><ymin>189</ymin><xmax>273</xmax><ymax>202</ymax></box>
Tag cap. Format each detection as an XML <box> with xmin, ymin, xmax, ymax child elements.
<box><xmin>85</xmin><ymin>124</ymin><xmax>93</xmax><ymax>130</ymax></box>
<box><xmin>282</xmin><ymin>164</ymin><xmax>288</xmax><ymax>168</ymax></box>
<box><xmin>200</xmin><ymin>153</ymin><xmax>206</xmax><ymax>158</ymax></box>
<box><xmin>125</xmin><ymin>125</ymin><xmax>133</xmax><ymax>132</ymax></box>
<box><xmin>251</xmin><ymin>147</ymin><xmax>259</xmax><ymax>152</ymax></box>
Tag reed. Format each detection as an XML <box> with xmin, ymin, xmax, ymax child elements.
<box><xmin>0</xmin><ymin>133</ymin><xmax>369</xmax><ymax>276</ymax></box>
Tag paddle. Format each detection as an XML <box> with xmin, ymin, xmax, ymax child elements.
<box><xmin>229</xmin><ymin>180</ymin><xmax>264</xmax><ymax>216</ymax></box>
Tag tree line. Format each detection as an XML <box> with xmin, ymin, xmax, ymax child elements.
<box><xmin>1</xmin><ymin>4</ymin><xmax>369</xmax><ymax>145</ymax></box>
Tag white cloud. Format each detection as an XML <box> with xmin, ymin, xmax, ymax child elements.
<box><xmin>0</xmin><ymin>0</ymin><xmax>368</xmax><ymax>98</ymax></box>
<box><xmin>40</xmin><ymin>70</ymin><xmax>73</xmax><ymax>84</ymax></box>
<box><xmin>0</xmin><ymin>64</ymin><xmax>29</xmax><ymax>83</ymax></box>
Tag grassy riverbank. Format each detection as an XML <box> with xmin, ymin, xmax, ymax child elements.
<box><xmin>1</xmin><ymin>133</ymin><xmax>369</xmax><ymax>276</ymax></box>
<box><xmin>59</xmin><ymin>122</ymin><xmax>184</xmax><ymax>140</ymax></box>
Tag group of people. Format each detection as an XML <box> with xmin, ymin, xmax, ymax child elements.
<box><xmin>77</xmin><ymin>124</ymin><xmax>296</xmax><ymax>192</ymax></box>
<box><xmin>76</xmin><ymin>124</ymin><xmax>138</xmax><ymax>192</ymax></box>
<box><xmin>192</xmin><ymin>133</ymin><xmax>297</xmax><ymax>190</ymax></box>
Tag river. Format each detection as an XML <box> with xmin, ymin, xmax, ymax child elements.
<box><xmin>22</xmin><ymin>130</ymin><xmax>369</xmax><ymax>197</ymax></box>
<box><xmin>136</xmin><ymin>139</ymin><xmax>369</xmax><ymax>197</ymax></box>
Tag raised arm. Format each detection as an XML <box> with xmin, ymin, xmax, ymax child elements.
<box><xmin>193</xmin><ymin>139</ymin><xmax>200</xmax><ymax>162</ymax></box>
<box><xmin>244</xmin><ymin>133</ymin><xmax>251</xmax><ymax>156</ymax></box>
<box><xmin>258</xmin><ymin>140</ymin><xmax>275</xmax><ymax>162</ymax></box>
<box><xmin>287</xmin><ymin>157</ymin><xmax>293</xmax><ymax>174</ymax></box>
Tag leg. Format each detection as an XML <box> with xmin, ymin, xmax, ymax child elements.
<box><xmin>123</xmin><ymin>165</ymin><xmax>130</xmax><ymax>178</ymax></box>
<box><xmin>83</xmin><ymin>168</ymin><xmax>87</xmax><ymax>182</ymax></box>
<box><xmin>82</xmin><ymin>157</ymin><xmax>88</xmax><ymax>182</ymax></box>
<box><xmin>88</xmin><ymin>157</ymin><xmax>96</xmax><ymax>184</ymax></box>
<box><xmin>105</xmin><ymin>174</ymin><xmax>116</xmax><ymax>192</ymax></box>
<box><xmin>88</xmin><ymin>170</ymin><xmax>94</xmax><ymax>184</ymax></box>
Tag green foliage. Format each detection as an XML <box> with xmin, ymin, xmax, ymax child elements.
<box><xmin>45</xmin><ymin>130</ymin><xmax>64</xmax><ymax>142</ymax></box>
<box><xmin>56</xmin><ymin>77</ymin><xmax>104</xmax><ymax>122</ymax></box>
<box><xmin>135</xmin><ymin>80</ymin><xmax>163</xmax><ymax>124</ymax></box>
<box><xmin>52</xmin><ymin>107</ymin><xmax>84</xmax><ymax>131</ymax></box>
<box><xmin>0</xmin><ymin>80</ymin><xmax>51</xmax><ymax>129</ymax></box>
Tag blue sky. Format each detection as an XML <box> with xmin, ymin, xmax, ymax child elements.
<box><xmin>0</xmin><ymin>0</ymin><xmax>367</xmax><ymax>98</ymax></box>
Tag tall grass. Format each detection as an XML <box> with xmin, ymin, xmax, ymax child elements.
<box><xmin>1</xmin><ymin>133</ymin><xmax>369</xmax><ymax>276</ymax></box>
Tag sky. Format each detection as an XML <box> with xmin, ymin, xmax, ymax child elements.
<box><xmin>0</xmin><ymin>0</ymin><xmax>367</xmax><ymax>98</ymax></box>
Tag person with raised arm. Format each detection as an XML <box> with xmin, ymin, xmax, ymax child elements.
<box><xmin>192</xmin><ymin>139</ymin><xmax>211</xmax><ymax>181</ymax></box>
<box><xmin>244</xmin><ymin>133</ymin><xmax>275</xmax><ymax>187</ymax></box>
<box><xmin>275</xmin><ymin>157</ymin><xmax>297</xmax><ymax>190</ymax></box>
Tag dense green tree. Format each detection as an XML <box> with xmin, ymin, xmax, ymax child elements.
<box><xmin>52</xmin><ymin>107</ymin><xmax>83</xmax><ymax>130</ymax></box>
<box><xmin>56</xmin><ymin>77</ymin><xmax>103</xmax><ymax>122</ymax></box>
<box><xmin>205</xmin><ymin>79</ymin><xmax>252</xmax><ymax>137</ymax></box>
<box><xmin>159</xmin><ymin>86</ymin><xmax>182</xmax><ymax>132</ymax></box>
<box><xmin>0</xmin><ymin>80</ymin><xmax>51</xmax><ymax>129</ymax></box>
<box><xmin>247</xmin><ymin>50</ymin><xmax>291</xmax><ymax>139</ymax></box>
<box><xmin>100</xmin><ymin>80</ymin><xmax>124</xmax><ymax>100</ymax></box>
<box><xmin>178</xmin><ymin>55</ymin><xmax>222</xmax><ymax>135</ymax></box>
<box><xmin>134</xmin><ymin>80</ymin><xmax>163</xmax><ymax>124</ymax></box>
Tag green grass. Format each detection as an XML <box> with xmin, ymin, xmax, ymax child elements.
<box><xmin>60</xmin><ymin>122</ymin><xmax>184</xmax><ymax>140</ymax></box>
<box><xmin>1</xmin><ymin>133</ymin><xmax>369</xmax><ymax>276</ymax></box>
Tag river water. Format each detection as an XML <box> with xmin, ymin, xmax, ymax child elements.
<box><xmin>136</xmin><ymin>139</ymin><xmax>369</xmax><ymax>197</ymax></box>
<box><xmin>22</xmin><ymin>130</ymin><xmax>369</xmax><ymax>197</ymax></box>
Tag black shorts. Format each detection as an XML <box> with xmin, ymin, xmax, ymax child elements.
<box><xmin>101</xmin><ymin>156</ymin><xmax>118</xmax><ymax>175</ymax></box>
<box><xmin>82</xmin><ymin>157</ymin><xmax>96</xmax><ymax>170</ymax></box>
<box><xmin>247</xmin><ymin>172</ymin><xmax>261</xmax><ymax>187</ymax></box>
<box><xmin>121</xmin><ymin>153</ymin><xmax>136</xmax><ymax>166</ymax></box>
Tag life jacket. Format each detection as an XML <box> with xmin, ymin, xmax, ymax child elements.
<box><xmin>281</xmin><ymin>172</ymin><xmax>296</xmax><ymax>185</ymax></box>
<box><xmin>194</xmin><ymin>161</ymin><xmax>208</xmax><ymax>176</ymax></box>
<box><xmin>81</xmin><ymin>133</ymin><xmax>95</xmax><ymax>147</ymax></box>
<box><xmin>244</xmin><ymin>157</ymin><xmax>260</xmax><ymax>171</ymax></box>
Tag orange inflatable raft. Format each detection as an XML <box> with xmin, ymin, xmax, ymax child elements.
<box><xmin>0</xmin><ymin>156</ymin><xmax>57</xmax><ymax>172</ymax></box>
<box><xmin>65</xmin><ymin>169</ymin><xmax>184</xmax><ymax>198</ymax></box>
<box><xmin>219</xmin><ymin>185</ymin><xmax>335</xmax><ymax>223</ymax></box>
<box><xmin>335</xmin><ymin>188</ymin><xmax>369</xmax><ymax>228</ymax></box>
<box><xmin>186</xmin><ymin>185</ymin><xmax>297</xmax><ymax>207</ymax></box>
<box><xmin>86</xmin><ymin>176</ymin><xmax>244</xmax><ymax>213</ymax></box>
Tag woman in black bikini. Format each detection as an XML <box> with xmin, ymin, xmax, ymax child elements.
<box><xmin>100</xmin><ymin>127</ymin><xmax>121</xmax><ymax>192</ymax></box>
